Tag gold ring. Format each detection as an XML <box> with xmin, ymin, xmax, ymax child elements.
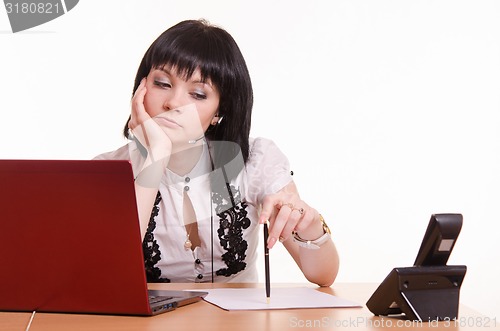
<box><xmin>280</xmin><ymin>202</ymin><xmax>294</xmax><ymax>210</ymax></box>
<box><xmin>290</xmin><ymin>207</ymin><xmax>304</xmax><ymax>216</ymax></box>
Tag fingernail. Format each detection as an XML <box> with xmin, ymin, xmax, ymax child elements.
<box><xmin>267</xmin><ymin>236</ymin><xmax>277</xmax><ymax>249</ymax></box>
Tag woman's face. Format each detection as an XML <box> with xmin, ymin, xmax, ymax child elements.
<box><xmin>143</xmin><ymin>65</ymin><xmax>220</xmax><ymax>145</ymax></box>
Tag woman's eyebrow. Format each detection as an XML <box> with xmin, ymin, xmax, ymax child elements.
<box><xmin>156</xmin><ymin>67</ymin><xmax>171</xmax><ymax>75</ymax></box>
<box><xmin>193</xmin><ymin>80</ymin><xmax>216</xmax><ymax>93</ymax></box>
<box><xmin>155</xmin><ymin>67</ymin><xmax>215</xmax><ymax>90</ymax></box>
<box><xmin>189</xmin><ymin>76</ymin><xmax>215</xmax><ymax>89</ymax></box>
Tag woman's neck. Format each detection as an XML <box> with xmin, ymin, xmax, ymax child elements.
<box><xmin>167</xmin><ymin>142</ymin><xmax>204</xmax><ymax>176</ymax></box>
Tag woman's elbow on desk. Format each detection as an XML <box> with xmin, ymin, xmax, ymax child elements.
<box><xmin>308</xmin><ymin>251</ymin><xmax>340</xmax><ymax>287</ymax></box>
<box><xmin>294</xmin><ymin>239</ymin><xmax>340</xmax><ymax>287</ymax></box>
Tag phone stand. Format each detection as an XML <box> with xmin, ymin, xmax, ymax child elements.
<box><xmin>366</xmin><ymin>265</ymin><xmax>466</xmax><ymax>321</ymax></box>
<box><xmin>366</xmin><ymin>214</ymin><xmax>467</xmax><ymax>321</ymax></box>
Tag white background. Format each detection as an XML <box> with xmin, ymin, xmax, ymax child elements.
<box><xmin>1</xmin><ymin>0</ymin><xmax>499</xmax><ymax>319</ymax></box>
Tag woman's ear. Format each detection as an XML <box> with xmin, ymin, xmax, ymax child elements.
<box><xmin>211</xmin><ymin>114</ymin><xmax>223</xmax><ymax>126</ymax></box>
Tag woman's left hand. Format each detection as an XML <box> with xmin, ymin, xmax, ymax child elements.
<box><xmin>259</xmin><ymin>181</ymin><xmax>321</xmax><ymax>249</ymax></box>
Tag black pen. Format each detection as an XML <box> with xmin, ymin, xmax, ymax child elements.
<box><xmin>263</xmin><ymin>222</ymin><xmax>270</xmax><ymax>303</ymax></box>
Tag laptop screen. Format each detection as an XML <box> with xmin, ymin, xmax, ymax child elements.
<box><xmin>0</xmin><ymin>160</ymin><xmax>154</xmax><ymax>315</ymax></box>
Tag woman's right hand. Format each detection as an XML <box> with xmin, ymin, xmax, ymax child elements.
<box><xmin>128</xmin><ymin>78</ymin><xmax>172</xmax><ymax>163</ymax></box>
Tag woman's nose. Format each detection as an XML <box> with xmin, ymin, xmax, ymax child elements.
<box><xmin>162</xmin><ymin>89</ymin><xmax>185</xmax><ymax>111</ymax></box>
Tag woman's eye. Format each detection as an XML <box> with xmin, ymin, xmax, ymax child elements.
<box><xmin>191</xmin><ymin>92</ymin><xmax>207</xmax><ymax>100</ymax></box>
<box><xmin>153</xmin><ymin>80</ymin><xmax>171</xmax><ymax>89</ymax></box>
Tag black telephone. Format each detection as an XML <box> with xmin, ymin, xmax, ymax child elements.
<box><xmin>366</xmin><ymin>214</ymin><xmax>467</xmax><ymax>321</ymax></box>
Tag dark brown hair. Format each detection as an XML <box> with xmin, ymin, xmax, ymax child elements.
<box><xmin>123</xmin><ymin>19</ymin><xmax>253</xmax><ymax>164</ymax></box>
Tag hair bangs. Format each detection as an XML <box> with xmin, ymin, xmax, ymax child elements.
<box><xmin>146</xmin><ymin>28</ymin><xmax>227</xmax><ymax>91</ymax></box>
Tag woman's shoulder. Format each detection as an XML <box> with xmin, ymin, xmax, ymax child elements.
<box><xmin>248</xmin><ymin>136</ymin><xmax>282</xmax><ymax>153</ymax></box>
<box><xmin>248</xmin><ymin>137</ymin><xmax>286</xmax><ymax>159</ymax></box>
<box><xmin>92</xmin><ymin>144</ymin><xmax>131</xmax><ymax>160</ymax></box>
<box><xmin>93</xmin><ymin>142</ymin><xmax>147</xmax><ymax>178</ymax></box>
<box><xmin>246</xmin><ymin>136</ymin><xmax>289</xmax><ymax>169</ymax></box>
<box><xmin>242</xmin><ymin>137</ymin><xmax>292</xmax><ymax>203</ymax></box>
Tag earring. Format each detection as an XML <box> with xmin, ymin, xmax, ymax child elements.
<box><xmin>211</xmin><ymin>115</ymin><xmax>223</xmax><ymax>126</ymax></box>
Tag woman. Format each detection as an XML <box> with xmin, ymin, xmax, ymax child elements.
<box><xmin>95</xmin><ymin>19</ymin><xmax>339</xmax><ymax>286</ymax></box>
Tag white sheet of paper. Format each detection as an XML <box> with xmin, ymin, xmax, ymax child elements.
<box><xmin>201</xmin><ymin>287</ymin><xmax>361</xmax><ymax>311</ymax></box>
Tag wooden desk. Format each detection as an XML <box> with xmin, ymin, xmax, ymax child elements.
<box><xmin>1</xmin><ymin>283</ymin><xmax>497</xmax><ymax>331</ymax></box>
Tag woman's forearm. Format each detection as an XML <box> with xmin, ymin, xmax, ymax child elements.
<box><xmin>284</xmin><ymin>214</ymin><xmax>340</xmax><ymax>286</ymax></box>
<box><xmin>295</xmin><ymin>239</ymin><xmax>340</xmax><ymax>287</ymax></box>
<box><xmin>134</xmin><ymin>156</ymin><xmax>169</xmax><ymax>239</ymax></box>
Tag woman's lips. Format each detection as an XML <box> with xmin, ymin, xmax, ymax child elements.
<box><xmin>154</xmin><ymin>116</ymin><xmax>181</xmax><ymax>128</ymax></box>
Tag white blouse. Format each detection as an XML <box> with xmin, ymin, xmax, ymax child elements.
<box><xmin>94</xmin><ymin>137</ymin><xmax>292</xmax><ymax>283</ymax></box>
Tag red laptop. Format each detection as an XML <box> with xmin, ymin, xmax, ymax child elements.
<box><xmin>0</xmin><ymin>159</ymin><xmax>206</xmax><ymax>316</ymax></box>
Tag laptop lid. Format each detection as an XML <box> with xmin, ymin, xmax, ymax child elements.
<box><xmin>0</xmin><ymin>159</ymin><xmax>205</xmax><ymax>316</ymax></box>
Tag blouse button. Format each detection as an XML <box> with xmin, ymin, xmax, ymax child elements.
<box><xmin>185</xmin><ymin>177</ymin><xmax>190</xmax><ymax>183</ymax></box>
<box><xmin>184</xmin><ymin>186</ymin><xmax>190</xmax><ymax>192</ymax></box>
<box><xmin>195</xmin><ymin>259</ymin><xmax>201</xmax><ymax>264</ymax></box>
<box><xmin>197</xmin><ymin>274</ymin><xmax>203</xmax><ymax>280</ymax></box>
